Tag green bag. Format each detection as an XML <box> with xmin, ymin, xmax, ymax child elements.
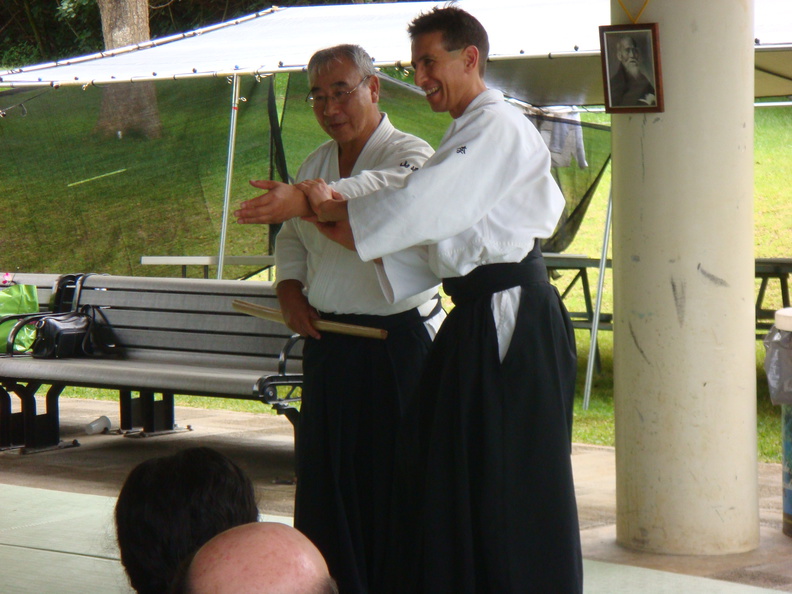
<box><xmin>0</xmin><ymin>282</ymin><xmax>40</xmax><ymax>354</ymax></box>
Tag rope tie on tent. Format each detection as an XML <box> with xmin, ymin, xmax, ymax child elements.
<box><xmin>617</xmin><ymin>0</ymin><xmax>652</xmax><ymax>23</ymax></box>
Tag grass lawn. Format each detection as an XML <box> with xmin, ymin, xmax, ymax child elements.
<box><xmin>3</xmin><ymin>75</ymin><xmax>788</xmax><ymax>461</ymax></box>
<box><xmin>565</xmin><ymin>104</ymin><xmax>791</xmax><ymax>462</ymax></box>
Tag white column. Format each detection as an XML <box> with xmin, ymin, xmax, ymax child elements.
<box><xmin>612</xmin><ymin>0</ymin><xmax>759</xmax><ymax>553</ymax></box>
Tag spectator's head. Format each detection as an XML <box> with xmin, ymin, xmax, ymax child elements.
<box><xmin>175</xmin><ymin>522</ymin><xmax>338</xmax><ymax>594</ymax></box>
<box><xmin>407</xmin><ymin>6</ymin><xmax>489</xmax><ymax>118</ymax></box>
<box><xmin>115</xmin><ymin>447</ymin><xmax>258</xmax><ymax>594</ymax></box>
<box><xmin>306</xmin><ymin>45</ymin><xmax>381</xmax><ymax>149</ymax></box>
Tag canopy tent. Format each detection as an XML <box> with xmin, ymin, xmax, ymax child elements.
<box><xmin>2</xmin><ymin>0</ymin><xmax>791</xmax><ymax>103</ymax></box>
<box><xmin>0</xmin><ymin>0</ymin><xmax>789</xmax><ymax>279</ymax></box>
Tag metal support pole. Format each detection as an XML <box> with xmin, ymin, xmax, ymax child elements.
<box><xmin>217</xmin><ymin>74</ymin><xmax>242</xmax><ymax>280</ymax></box>
<box><xmin>784</xmin><ymin>404</ymin><xmax>792</xmax><ymax>537</ymax></box>
<box><xmin>583</xmin><ymin>186</ymin><xmax>612</xmax><ymax>410</ymax></box>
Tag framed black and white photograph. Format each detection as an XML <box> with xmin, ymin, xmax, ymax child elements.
<box><xmin>600</xmin><ymin>23</ymin><xmax>663</xmax><ymax>113</ymax></box>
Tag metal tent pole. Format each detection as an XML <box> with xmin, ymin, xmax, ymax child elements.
<box><xmin>217</xmin><ymin>74</ymin><xmax>242</xmax><ymax>280</ymax></box>
<box><xmin>583</xmin><ymin>185</ymin><xmax>612</xmax><ymax>410</ymax></box>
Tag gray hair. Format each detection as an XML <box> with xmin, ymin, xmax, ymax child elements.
<box><xmin>307</xmin><ymin>44</ymin><xmax>376</xmax><ymax>82</ymax></box>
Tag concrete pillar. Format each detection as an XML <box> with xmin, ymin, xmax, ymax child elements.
<box><xmin>612</xmin><ymin>0</ymin><xmax>759</xmax><ymax>553</ymax></box>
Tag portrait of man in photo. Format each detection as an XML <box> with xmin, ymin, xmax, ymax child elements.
<box><xmin>601</xmin><ymin>25</ymin><xmax>663</xmax><ymax>112</ymax></box>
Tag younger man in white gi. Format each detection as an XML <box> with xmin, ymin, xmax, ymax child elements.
<box><xmin>303</xmin><ymin>8</ymin><xmax>583</xmax><ymax>593</ymax></box>
<box><xmin>236</xmin><ymin>45</ymin><xmax>442</xmax><ymax>594</ymax></box>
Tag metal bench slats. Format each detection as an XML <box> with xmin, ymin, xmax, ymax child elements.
<box><xmin>107</xmin><ymin>327</ymin><xmax>300</xmax><ymax>358</ymax></box>
<box><xmin>0</xmin><ymin>274</ymin><xmax>302</xmax><ymax>451</ymax></box>
<box><xmin>86</xmin><ymin>307</ymin><xmax>293</xmax><ymax>337</ymax></box>
<box><xmin>81</xmin><ymin>287</ymin><xmax>280</xmax><ymax>313</ymax></box>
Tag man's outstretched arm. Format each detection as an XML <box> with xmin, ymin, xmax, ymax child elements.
<box><xmin>235</xmin><ymin>180</ymin><xmax>312</xmax><ymax>224</ymax></box>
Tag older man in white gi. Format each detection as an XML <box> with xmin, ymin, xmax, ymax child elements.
<box><xmin>236</xmin><ymin>45</ymin><xmax>443</xmax><ymax>594</ymax></box>
<box><xmin>303</xmin><ymin>8</ymin><xmax>583</xmax><ymax>594</ymax></box>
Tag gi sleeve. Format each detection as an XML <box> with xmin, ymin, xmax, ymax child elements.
<box><xmin>330</xmin><ymin>137</ymin><xmax>433</xmax><ymax>199</ymax></box>
<box><xmin>375</xmin><ymin>246</ymin><xmax>440</xmax><ymax>304</ymax></box>
<box><xmin>333</xmin><ymin>134</ymin><xmax>440</xmax><ymax>302</ymax></box>
<box><xmin>348</xmin><ymin>107</ymin><xmax>561</xmax><ymax>262</ymax></box>
<box><xmin>273</xmin><ymin>218</ymin><xmax>309</xmax><ymax>288</ymax></box>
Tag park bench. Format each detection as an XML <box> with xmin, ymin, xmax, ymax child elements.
<box><xmin>0</xmin><ymin>274</ymin><xmax>302</xmax><ymax>452</ymax></box>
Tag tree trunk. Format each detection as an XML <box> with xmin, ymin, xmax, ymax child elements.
<box><xmin>94</xmin><ymin>0</ymin><xmax>162</xmax><ymax>139</ymax></box>
<box><xmin>21</xmin><ymin>0</ymin><xmax>49</xmax><ymax>61</ymax></box>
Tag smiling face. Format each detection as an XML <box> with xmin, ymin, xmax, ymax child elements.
<box><xmin>308</xmin><ymin>57</ymin><xmax>381</xmax><ymax>154</ymax></box>
<box><xmin>410</xmin><ymin>31</ymin><xmax>485</xmax><ymax>119</ymax></box>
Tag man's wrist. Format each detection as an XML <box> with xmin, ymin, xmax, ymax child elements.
<box><xmin>320</xmin><ymin>199</ymin><xmax>349</xmax><ymax>222</ymax></box>
<box><xmin>295</xmin><ymin>190</ymin><xmax>312</xmax><ymax>218</ymax></box>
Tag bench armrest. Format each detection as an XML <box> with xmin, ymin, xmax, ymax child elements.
<box><xmin>278</xmin><ymin>333</ymin><xmax>304</xmax><ymax>376</ymax></box>
<box><xmin>253</xmin><ymin>334</ymin><xmax>305</xmax><ymax>409</ymax></box>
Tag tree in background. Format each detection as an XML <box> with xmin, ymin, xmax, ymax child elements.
<box><xmin>96</xmin><ymin>0</ymin><xmax>149</xmax><ymax>49</ymax></box>
<box><xmin>93</xmin><ymin>0</ymin><xmax>162</xmax><ymax>139</ymax></box>
<box><xmin>1</xmin><ymin>0</ymin><xmax>101</xmax><ymax>66</ymax></box>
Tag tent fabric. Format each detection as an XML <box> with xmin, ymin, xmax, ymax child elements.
<box><xmin>0</xmin><ymin>72</ymin><xmax>456</xmax><ymax>276</ymax></box>
<box><xmin>0</xmin><ymin>78</ymin><xmax>277</xmax><ymax>275</ymax></box>
<box><xmin>1</xmin><ymin>0</ymin><xmax>790</xmax><ymax>106</ymax></box>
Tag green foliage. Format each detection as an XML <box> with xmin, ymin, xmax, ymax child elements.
<box><xmin>147</xmin><ymin>0</ymin><xmax>273</xmax><ymax>40</ymax></box>
<box><xmin>0</xmin><ymin>42</ymin><xmax>39</xmax><ymax>70</ymax></box>
<box><xmin>54</xmin><ymin>0</ymin><xmax>101</xmax><ymax>56</ymax></box>
<box><xmin>57</xmin><ymin>0</ymin><xmax>95</xmax><ymax>21</ymax></box>
<box><xmin>1</xmin><ymin>0</ymin><xmax>102</xmax><ymax>66</ymax></box>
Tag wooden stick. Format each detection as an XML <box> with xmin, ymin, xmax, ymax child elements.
<box><xmin>232</xmin><ymin>299</ymin><xmax>388</xmax><ymax>340</ymax></box>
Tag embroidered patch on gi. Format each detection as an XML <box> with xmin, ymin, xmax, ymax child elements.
<box><xmin>456</xmin><ymin>146</ymin><xmax>467</xmax><ymax>154</ymax></box>
<box><xmin>400</xmin><ymin>160</ymin><xmax>419</xmax><ymax>172</ymax></box>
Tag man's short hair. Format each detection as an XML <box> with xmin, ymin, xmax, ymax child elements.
<box><xmin>307</xmin><ymin>44</ymin><xmax>376</xmax><ymax>82</ymax></box>
<box><xmin>115</xmin><ymin>447</ymin><xmax>258</xmax><ymax>594</ymax></box>
<box><xmin>408</xmin><ymin>6</ymin><xmax>489</xmax><ymax>75</ymax></box>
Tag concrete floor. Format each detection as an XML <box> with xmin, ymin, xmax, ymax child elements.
<box><xmin>1</xmin><ymin>397</ymin><xmax>791</xmax><ymax>593</ymax></box>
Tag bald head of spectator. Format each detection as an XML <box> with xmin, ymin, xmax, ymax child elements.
<box><xmin>177</xmin><ymin>522</ymin><xmax>337</xmax><ymax>594</ymax></box>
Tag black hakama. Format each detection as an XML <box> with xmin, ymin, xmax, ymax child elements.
<box><xmin>382</xmin><ymin>245</ymin><xmax>583</xmax><ymax>593</ymax></box>
<box><xmin>296</xmin><ymin>308</ymin><xmax>432</xmax><ymax>594</ymax></box>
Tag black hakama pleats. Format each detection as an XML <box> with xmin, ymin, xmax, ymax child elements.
<box><xmin>382</xmin><ymin>248</ymin><xmax>583</xmax><ymax>593</ymax></box>
<box><xmin>296</xmin><ymin>309</ymin><xmax>432</xmax><ymax>594</ymax></box>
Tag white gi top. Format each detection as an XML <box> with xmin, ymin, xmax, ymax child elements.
<box><xmin>275</xmin><ymin>114</ymin><xmax>441</xmax><ymax>318</ymax></box>
<box><xmin>347</xmin><ymin>89</ymin><xmax>565</xmax><ymax>305</ymax></box>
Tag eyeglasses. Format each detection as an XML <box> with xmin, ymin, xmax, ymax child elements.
<box><xmin>306</xmin><ymin>75</ymin><xmax>372</xmax><ymax>108</ymax></box>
